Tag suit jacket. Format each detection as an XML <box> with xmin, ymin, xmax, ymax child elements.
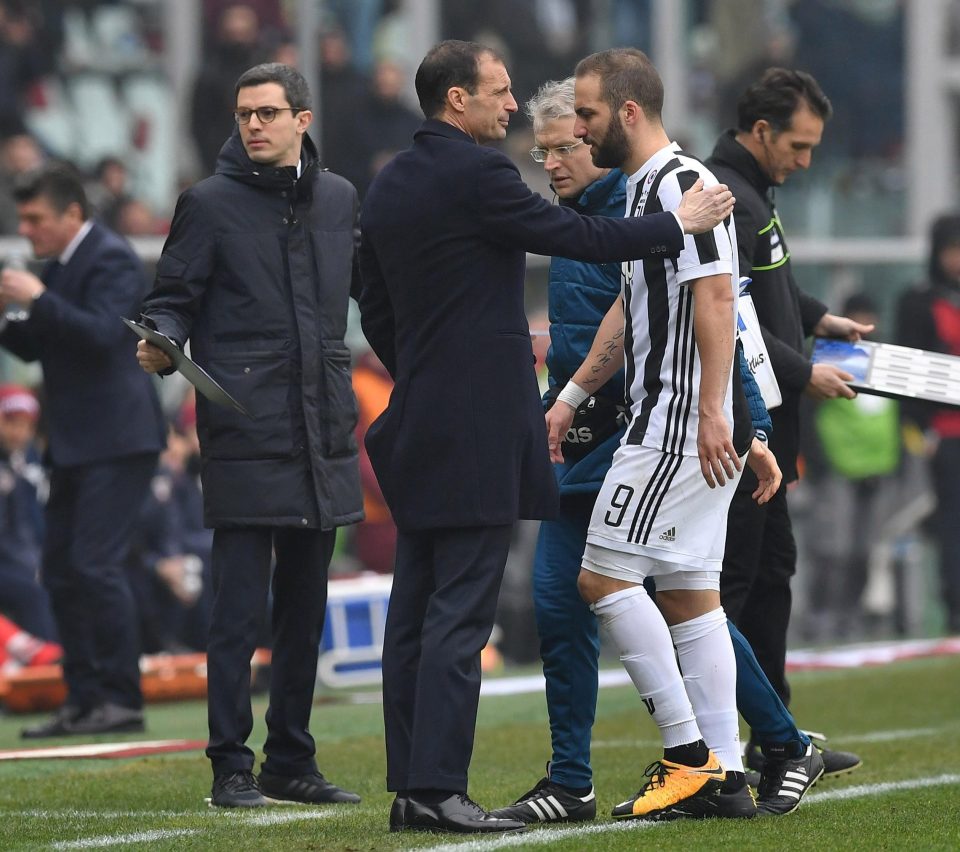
<box><xmin>0</xmin><ymin>222</ymin><xmax>165</xmax><ymax>467</ymax></box>
<box><xmin>358</xmin><ymin>120</ymin><xmax>684</xmax><ymax>531</ymax></box>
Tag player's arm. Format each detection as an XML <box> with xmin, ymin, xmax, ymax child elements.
<box><xmin>545</xmin><ymin>297</ymin><xmax>624</xmax><ymax>463</ymax></box>
<box><xmin>692</xmin><ymin>273</ymin><xmax>739</xmax><ymax>487</ymax></box>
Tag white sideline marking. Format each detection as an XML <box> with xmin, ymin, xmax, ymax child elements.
<box><xmin>52</xmin><ymin>829</ymin><xmax>199</xmax><ymax>849</ymax></box>
<box><xmin>838</xmin><ymin>725</ymin><xmax>949</xmax><ymax>744</ymax></box>
<box><xmin>420</xmin><ymin>818</ymin><xmax>660</xmax><ymax>851</ymax></box>
<box><xmin>805</xmin><ymin>773</ymin><xmax>960</xmax><ymax>803</ymax></box>
<box><xmin>418</xmin><ymin>774</ymin><xmax>960</xmax><ymax>852</ymax></box>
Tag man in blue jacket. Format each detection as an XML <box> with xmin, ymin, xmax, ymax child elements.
<box><xmin>359</xmin><ymin>40</ymin><xmax>733</xmax><ymax>835</ymax></box>
<box><xmin>0</xmin><ymin>163</ymin><xmax>165</xmax><ymax>738</ymax></box>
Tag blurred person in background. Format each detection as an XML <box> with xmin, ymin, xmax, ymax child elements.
<box><xmin>896</xmin><ymin>213</ymin><xmax>960</xmax><ymax>634</ymax></box>
<box><xmin>192</xmin><ymin>3</ymin><xmax>264</xmax><ymax>176</ymax></box>
<box><xmin>351</xmin><ymin>348</ymin><xmax>396</xmax><ymax>575</ymax></box>
<box><xmin>801</xmin><ymin>293</ymin><xmax>900</xmax><ymax>641</ymax></box>
<box><xmin>0</xmin><ymin>383</ymin><xmax>55</xmax><ymax>643</ymax></box>
<box><xmin>705</xmin><ymin>68</ymin><xmax>866</xmax><ymax>780</ymax></box>
<box><xmin>0</xmin><ymin>128</ymin><xmax>45</xmax><ymax>233</ymax></box>
<box><xmin>0</xmin><ymin>162</ymin><xmax>165</xmax><ymax>738</ymax></box>
<box><xmin>356</xmin><ymin>58</ymin><xmax>420</xmax><ymax>195</ymax></box>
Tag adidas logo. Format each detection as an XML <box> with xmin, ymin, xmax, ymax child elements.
<box><xmin>658</xmin><ymin>527</ymin><xmax>676</xmax><ymax>542</ymax></box>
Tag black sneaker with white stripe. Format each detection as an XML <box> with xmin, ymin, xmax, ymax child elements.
<box><xmin>490</xmin><ymin>775</ymin><xmax>596</xmax><ymax>824</ymax></box>
<box><xmin>756</xmin><ymin>743</ymin><xmax>825</xmax><ymax>816</ymax></box>
<box><xmin>258</xmin><ymin>769</ymin><xmax>361</xmax><ymax>805</ymax></box>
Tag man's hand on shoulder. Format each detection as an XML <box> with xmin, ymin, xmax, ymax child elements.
<box><xmin>676</xmin><ymin>179</ymin><xmax>735</xmax><ymax>235</ymax></box>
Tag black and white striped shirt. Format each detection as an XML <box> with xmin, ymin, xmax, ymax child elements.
<box><xmin>621</xmin><ymin>142</ymin><xmax>738</xmax><ymax>457</ymax></box>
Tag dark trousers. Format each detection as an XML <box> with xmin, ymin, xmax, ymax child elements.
<box><xmin>533</xmin><ymin>493</ymin><xmax>600</xmax><ymax>789</ymax></box>
<box><xmin>43</xmin><ymin>454</ymin><xmax>157</xmax><ymax>711</ymax></box>
<box><xmin>205</xmin><ymin>526</ymin><xmax>335</xmax><ymax>777</ymax></box>
<box><xmin>383</xmin><ymin>524</ymin><xmax>513</xmax><ymax>792</ymax></box>
<box><xmin>721</xmin><ymin>480</ymin><xmax>797</xmax><ymax>707</ymax></box>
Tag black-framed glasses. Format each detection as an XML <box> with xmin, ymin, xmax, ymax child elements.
<box><xmin>529</xmin><ymin>139</ymin><xmax>585</xmax><ymax>162</ymax></box>
<box><xmin>234</xmin><ymin>106</ymin><xmax>301</xmax><ymax>125</ymax></box>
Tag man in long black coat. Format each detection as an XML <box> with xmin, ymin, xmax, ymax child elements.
<box><xmin>358</xmin><ymin>39</ymin><xmax>734</xmax><ymax>835</ymax></box>
<box><xmin>137</xmin><ymin>63</ymin><xmax>363</xmax><ymax>809</ymax></box>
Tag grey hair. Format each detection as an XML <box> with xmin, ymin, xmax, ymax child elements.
<box><xmin>525</xmin><ymin>77</ymin><xmax>575</xmax><ymax>134</ymax></box>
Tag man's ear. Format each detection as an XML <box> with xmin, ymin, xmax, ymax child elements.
<box><xmin>446</xmin><ymin>86</ymin><xmax>468</xmax><ymax>114</ymax></box>
<box><xmin>754</xmin><ymin>120</ymin><xmax>771</xmax><ymax>144</ymax></box>
<box><xmin>296</xmin><ymin>109</ymin><xmax>313</xmax><ymax>133</ymax></box>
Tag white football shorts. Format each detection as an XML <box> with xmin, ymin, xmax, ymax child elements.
<box><xmin>583</xmin><ymin>443</ymin><xmax>745</xmax><ymax>583</ymax></box>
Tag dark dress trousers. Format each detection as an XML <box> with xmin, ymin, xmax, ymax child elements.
<box><xmin>359</xmin><ymin>120</ymin><xmax>685</xmax><ymax>792</ymax></box>
<box><xmin>0</xmin><ymin>222</ymin><xmax>165</xmax><ymax>711</ymax></box>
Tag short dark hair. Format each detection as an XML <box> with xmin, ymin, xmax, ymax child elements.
<box><xmin>235</xmin><ymin>62</ymin><xmax>311</xmax><ymax>111</ymax></box>
<box><xmin>12</xmin><ymin>162</ymin><xmax>89</xmax><ymax>219</ymax></box>
<box><xmin>575</xmin><ymin>48</ymin><xmax>663</xmax><ymax>122</ymax></box>
<box><xmin>414</xmin><ymin>40</ymin><xmax>501</xmax><ymax>119</ymax></box>
<box><xmin>736</xmin><ymin>68</ymin><xmax>832</xmax><ymax>134</ymax></box>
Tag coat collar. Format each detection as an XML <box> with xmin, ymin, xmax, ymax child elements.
<box><xmin>414</xmin><ymin>119</ymin><xmax>477</xmax><ymax>145</ymax></box>
<box><xmin>709</xmin><ymin>129</ymin><xmax>772</xmax><ymax>196</ymax></box>
<box><xmin>214</xmin><ymin>128</ymin><xmax>319</xmax><ymax>191</ymax></box>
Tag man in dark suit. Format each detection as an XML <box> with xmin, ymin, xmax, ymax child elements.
<box><xmin>0</xmin><ymin>163</ymin><xmax>166</xmax><ymax>738</ymax></box>
<box><xmin>358</xmin><ymin>39</ymin><xmax>734</xmax><ymax>835</ymax></box>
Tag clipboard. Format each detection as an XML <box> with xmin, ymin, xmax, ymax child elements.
<box><xmin>123</xmin><ymin>317</ymin><xmax>251</xmax><ymax>417</ymax></box>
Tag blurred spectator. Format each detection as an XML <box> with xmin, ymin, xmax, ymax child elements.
<box><xmin>202</xmin><ymin>0</ymin><xmax>285</xmax><ymax>48</ymax></box>
<box><xmin>357</xmin><ymin>59</ymin><xmax>420</xmax><ymax>194</ymax></box>
<box><xmin>0</xmin><ymin>383</ymin><xmax>56</xmax><ymax>642</ymax></box>
<box><xmin>896</xmin><ymin>213</ymin><xmax>960</xmax><ymax>633</ymax></box>
<box><xmin>0</xmin><ymin>1</ymin><xmax>52</xmax><ymax>133</ymax></box>
<box><xmin>318</xmin><ymin>26</ymin><xmax>369</xmax><ymax>193</ymax></box>
<box><xmin>351</xmin><ymin>349</ymin><xmax>395</xmax><ymax>575</ymax></box>
<box><xmin>800</xmin><ymin>294</ymin><xmax>901</xmax><ymax>640</ymax></box>
<box><xmin>0</xmin><ymin>612</ymin><xmax>61</xmax><ymax>672</ymax></box>
<box><xmin>87</xmin><ymin>155</ymin><xmax>130</xmax><ymax>231</ymax></box>
<box><xmin>114</xmin><ymin>197</ymin><xmax>166</xmax><ymax>237</ymax></box>
<box><xmin>191</xmin><ymin>3</ymin><xmax>263</xmax><ymax>176</ymax></box>
<box><xmin>0</xmin><ymin>129</ymin><xmax>45</xmax><ymax>233</ymax></box>
<box><xmin>129</xmin><ymin>397</ymin><xmax>213</xmax><ymax>653</ymax></box>
<box><xmin>790</xmin><ymin>0</ymin><xmax>903</xmax><ymax>161</ymax></box>
<box><xmin>325</xmin><ymin>0</ymin><xmax>384</xmax><ymax>73</ymax></box>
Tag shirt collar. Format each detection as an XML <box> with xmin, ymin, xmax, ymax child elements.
<box><xmin>625</xmin><ymin>141</ymin><xmax>683</xmax><ymax>188</ymax></box>
<box><xmin>59</xmin><ymin>219</ymin><xmax>94</xmax><ymax>266</ymax></box>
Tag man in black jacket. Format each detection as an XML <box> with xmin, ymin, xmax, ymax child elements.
<box><xmin>705</xmin><ymin>68</ymin><xmax>868</xmax><ymax>782</ymax></box>
<box><xmin>137</xmin><ymin>63</ymin><xmax>363</xmax><ymax>809</ymax></box>
<box><xmin>0</xmin><ymin>164</ymin><xmax>166</xmax><ymax>738</ymax></box>
<box><xmin>359</xmin><ymin>40</ymin><xmax>733</xmax><ymax>835</ymax></box>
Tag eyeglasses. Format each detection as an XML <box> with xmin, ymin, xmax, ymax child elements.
<box><xmin>529</xmin><ymin>140</ymin><xmax>585</xmax><ymax>162</ymax></box>
<box><xmin>234</xmin><ymin>106</ymin><xmax>301</xmax><ymax>125</ymax></box>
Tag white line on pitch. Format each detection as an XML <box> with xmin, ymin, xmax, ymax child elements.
<box><xmin>834</xmin><ymin>725</ymin><xmax>951</xmax><ymax>744</ymax></box>
<box><xmin>51</xmin><ymin>829</ymin><xmax>199</xmax><ymax>849</ymax></box>
<box><xmin>418</xmin><ymin>773</ymin><xmax>960</xmax><ymax>852</ymax></box>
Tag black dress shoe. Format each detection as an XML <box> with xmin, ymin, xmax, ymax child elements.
<box><xmin>389</xmin><ymin>796</ymin><xmax>408</xmax><ymax>831</ymax></box>
<box><xmin>67</xmin><ymin>703</ymin><xmax>145</xmax><ymax>735</ymax></box>
<box><xmin>399</xmin><ymin>793</ymin><xmax>527</xmax><ymax>834</ymax></box>
<box><xmin>21</xmin><ymin>705</ymin><xmax>84</xmax><ymax>739</ymax></box>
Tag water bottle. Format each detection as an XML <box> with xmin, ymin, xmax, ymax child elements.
<box><xmin>3</xmin><ymin>253</ymin><xmax>31</xmax><ymax>322</ymax></box>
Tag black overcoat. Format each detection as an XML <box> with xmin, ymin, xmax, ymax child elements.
<box><xmin>358</xmin><ymin>120</ymin><xmax>684</xmax><ymax>531</ymax></box>
<box><xmin>142</xmin><ymin>131</ymin><xmax>363</xmax><ymax>529</ymax></box>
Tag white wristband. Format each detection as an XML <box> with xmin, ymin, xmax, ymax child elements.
<box><xmin>557</xmin><ymin>381</ymin><xmax>589</xmax><ymax>410</ymax></box>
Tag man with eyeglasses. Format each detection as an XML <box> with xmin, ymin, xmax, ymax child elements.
<box><xmin>136</xmin><ymin>63</ymin><xmax>363</xmax><ymax>810</ymax></box>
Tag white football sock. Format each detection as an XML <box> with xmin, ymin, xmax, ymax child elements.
<box><xmin>592</xmin><ymin>585</ymin><xmax>701</xmax><ymax>748</ymax></box>
<box><xmin>669</xmin><ymin>607</ymin><xmax>743</xmax><ymax>773</ymax></box>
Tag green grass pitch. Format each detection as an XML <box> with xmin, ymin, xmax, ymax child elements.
<box><xmin>1</xmin><ymin>655</ymin><xmax>957</xmax><ymax>850</ymax></box>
